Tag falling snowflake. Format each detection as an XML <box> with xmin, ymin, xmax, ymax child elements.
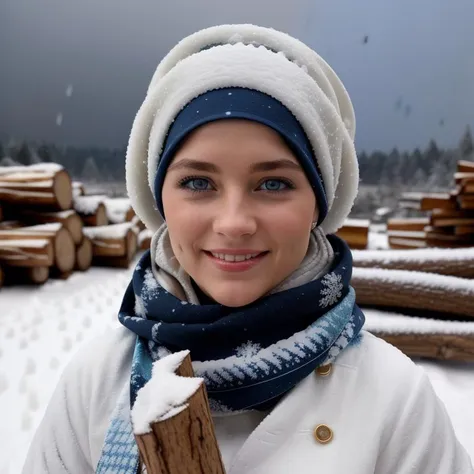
<box><xmin>319</xmin><ymin>272</ymin><xmax>343</xmax><ymax>308</ymax></box>
<box><xmin>235</xmin><ymin>340</ymin><xmax>262</xmax><ymax>359</ymax></box>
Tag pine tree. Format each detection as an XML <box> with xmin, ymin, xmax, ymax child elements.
<box><xmin>460</xmin><ymin>126</ymin><xmax>474</xmax><ymax>159</ymax></box>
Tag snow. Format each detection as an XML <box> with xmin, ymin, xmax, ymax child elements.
<box><xmin>103</xmin><ymin>198</ymin><xmax>132</xmax><ymax>224</ymax></box>
<box><xmin>0</xmin><ymin>239</ymin><xmax>50</xmax><ymax>248</ymax></box>
<box><xmin>131</xmin><ymin>350</ymin><xmax>203</xmax><ymax>434</ymax></box>
<box><xmin>0</xmin><ymin>164</ymin><xmax>63</xmax><ymax>176</ymax></box>
<box><xmin>353</xmin><ymin>267</ymin><xmax>474</xmax><ymax>296</ymax></box>
<box><xmin>83</xmin><ymin>222</ymin><xmax>133</xmax><ymax>240</ymax></box>
<box><xmin>0</xmin><ymin>180</ymin><xmax>53</xmax><ymax>189</ymax></box>
<box><xmin>353</xmin><ymin>246</ymin><xmax>474</xmax><ymax>264</ymax></box>
<box><xmin>0</xmin><ymin>257</ymin><xmax>473</xmax><ymax>472</ymax></box>
<box><xmin>73</xmin><ymin>195</ymin><xmax>106</xmax><ymax>215</ymax></box>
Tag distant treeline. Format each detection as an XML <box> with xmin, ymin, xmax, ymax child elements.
<box><xmin>1</xmin><ymin>127</ymin><xmax>473</xmax><ymax>194</ymax></box>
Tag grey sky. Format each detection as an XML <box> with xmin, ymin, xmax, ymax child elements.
<box><xmin>1</xmin><ymin>0</ymin><xmax>473</xmax><ymax>152</ymax></box>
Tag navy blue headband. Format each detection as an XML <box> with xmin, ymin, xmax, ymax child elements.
<box><xmin>153</xmin><ymin>87</ymin><xmax>328</xmax><ymax>225</ymax></box>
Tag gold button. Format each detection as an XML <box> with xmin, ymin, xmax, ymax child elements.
<box><xmin>314</xmin><ymin>424</ymin><xmax>333</xmax><ymax>444</ymax></box>
<box><xmin>316</xmin><ymin>364</ymin><xmax>332</xmax><ymax>376</ymax></box>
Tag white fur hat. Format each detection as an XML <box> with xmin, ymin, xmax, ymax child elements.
<box><xmin>126</xmin><ymin>24</ymin><xmax>359</xmax><ymax>235</ymax></box>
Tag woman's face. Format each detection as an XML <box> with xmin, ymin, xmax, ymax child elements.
<box><xmin>162</xmin><ymin>119</ymin><xmax>318</xmax><ymax>307</ymax></box>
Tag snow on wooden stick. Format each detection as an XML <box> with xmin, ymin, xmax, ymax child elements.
<box><xmin>73</xmin><ymin>196</ymin><xmax>108</xmax><ymax>226</ymax></box>
<box><xmin>352</xmin><ymin>267</ymin><xmax>474</xmax><ymax>318</ymax></box>
<box><xmin>0</xmin><ymin>239</ymin><xmax>54</xmax><ymax>267</ymax></box>
<box><xmin>352</xmin><ymin>247</ymin><xmax>474</xmax><ymax>278</ymax></box>
<box><xmin>16</xmin><ymin>209</ymin><xmax>83</xmax><ymax>245</ymax></box>
<box><xmin>0</xmin><ymin>224</ymin><xmax>75</xmax><ymax>273</ymax></box>
<box><xmin>0</xmin><ymin>166</ymin><xmax>72</xmax><ymax>211</ymax></box>
<box><xmin>132</xmin><ymin>351</ymin><xmax>225</xmax><ymax>474</ymax></box>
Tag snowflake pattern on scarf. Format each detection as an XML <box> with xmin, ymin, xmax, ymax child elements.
<box><xmin>319</xmin><ymin>272</ymin><xmax>343</xmax><ymax>308</ymax></box>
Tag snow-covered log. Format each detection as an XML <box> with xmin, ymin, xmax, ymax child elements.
<box><xmin>132</xmin><ymin>351</ymin><xmax>225</xmax><ymax>474</ymax></box>
<box><xmin>15</xmin><ymin>209</ymin><xmax>83</xmax><ymax>245</ymax></box>
<box><xmin>73</xmin><ymin>195</ymin><xmax>108</xmax><ymax>226</ymax></box>
<box><xmin>365</xmin><ymin>309</ymin><xmax>474</xmax><ymax>361</ymax></box>
<box><xmin>83</xmin><ymin>223</ymin><xmax>137</xmax><ymax>268</ymax></box>
<box><xmin>336</xmin><ymin>219</ymin><xmax>369</xmax><ymax>250</ymax></box>
<box><xmin>458</xmin><ymin>160</ymin><xmax>474</xmax><ymax>173</ymax></box>
<box><xmin>103</xmin><ymin>198</ymin><xmax>135</xmax><ymax>224</ymax></box>
<box><xmin>0</xmin><ymin>238</ymin><xmax>54</xmax><ymax>267</ymax></box>
<box><xmin>352</xmin><ymin>267</ymin><xmax>474</xmax><ymax>318</ymax></box>
<box><xmin>352</xmin><ymin>247</ymin><xmax>474</xmax><ymax>278</ymax></box>
<box><xmin>400</xmin><ymin>192</ymin><xmax>457</xmax><ymax>211</ymax></box>
<box><xmin>0</xmin><ymin>164</ymin><xmax>72</xmax><ymax>211</ymax></box>
<box><xmin>138</xmin><ymin>229</ymin><xmax>153</xmax><ymax>251</ymax></box>
<box><xmin>0</xmin><ymin>223</ymin><xmax>75</xmax><ymax>273</ymax></box>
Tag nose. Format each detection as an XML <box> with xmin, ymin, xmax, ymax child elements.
<box><xmin>212</xmin><ymin>194</ymin><xmax>257</xmax><ymax>238</ymax></box>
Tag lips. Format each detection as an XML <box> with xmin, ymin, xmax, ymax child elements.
<box><xmin>209</xmin><ymin>252</ymin><xmax>262</xmax><ymax>262</ymax></box>
<box><xmin>204</xmin><ymin>250</ymin><xmax>269</xmax><ymax>272</ymax></box>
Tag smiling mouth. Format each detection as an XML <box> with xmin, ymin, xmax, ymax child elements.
<box><xmin>207</xmin><ymin>251</ymin><xmax>266</xmax><ymax>262</ymax></box>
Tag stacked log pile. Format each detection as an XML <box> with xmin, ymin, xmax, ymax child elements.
<box><xmin>0</xmin><ymin>163</ymin><xmax>148</xmax><ymax>287</ymax></box>
<box><xmin>390</xmin><ymin>160</ymin><xmax>474</xmax><ymax>249</ymax></box>
<box><xmin>352</xmin><ymin>246</ymin><xmax>474</xmax><ymax>362</ymax></box>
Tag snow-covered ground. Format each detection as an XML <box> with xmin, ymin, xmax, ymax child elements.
<box><xmin>1</xmin><ymin>246</ymin><xmax>474</xmax><ymax>473</ymax></box>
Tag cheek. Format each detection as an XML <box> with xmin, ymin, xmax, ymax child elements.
<box><xmin>263</xmin><ymin>203</ymin><xmax>313</xmax><ymax>240</ymax></box>
<box><xmin>166</xmin><ymin>206</ymin><xmax>206</xmax><ymax>256</ymax></box>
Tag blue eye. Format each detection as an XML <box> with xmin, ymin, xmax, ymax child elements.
<box><xmin>180</xmin><ymin>177</ymin><xmax>212</xmax><ymax>192</ymax></box>
<box><xmin>259</xmin><ymin>179</ymin><xmax>292</xmax><ymax>192</ymax></box>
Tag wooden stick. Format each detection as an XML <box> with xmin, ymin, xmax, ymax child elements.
<box><xmin>134</xmin><ymin>353</ymin><xmax>225</xmax><ymax>474</ymax></box>
<box><xmin>352</xmin><ymin>267</ymin><xmax>474</xmax><ymax>318</ymax></box>
<box><xmin>75</xmin><ymin>236</ymin><xmax>93</xmax><ymax>271</ymax></box>
<box><xmin>387</xmin><ymin>218</ymin><xmax>430</xmax><ymax>232</ymax></box>
<box><xmin>0</xmin><ymin>168</ymin><xmax>72</xmax><ymax>211</ymax></box>
<box><xmin>0</xmin><ymin>224</ymin><xmax>75</xmax><ymax>273</ymax></box>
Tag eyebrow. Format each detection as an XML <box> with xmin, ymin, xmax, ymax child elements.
<box><xmin>167</xmin><ymin>158</ymin><xmax>303</xmax><ymax>173</ymax></box>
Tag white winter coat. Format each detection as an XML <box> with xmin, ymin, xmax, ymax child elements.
<box><xmin>23</xmin><ymin>328</ymin><xmax>473</xmax><ymax>473</ymax></box>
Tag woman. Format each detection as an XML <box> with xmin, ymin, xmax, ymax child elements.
<box><xmin>24</xmin><ymin>24</ymin><xmax>472</xmax><ymax>473</ymax></box>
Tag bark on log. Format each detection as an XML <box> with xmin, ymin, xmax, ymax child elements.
<box><xmin>352</xmin><ymin>267</ymin><xmax>474</xmax><ymax>318</ymax></box>
<box><xmin>74</xmin><ymin>196</ymin><xmax>108</xmax><ymax>226</ymax></box>
<box><xmin>0</xmin><ymin>239</ymin><xmax>54</xmax><ymax>267</ymax></box>
<box><xmin>0</xmin><ymin>224</ymin><xmax>75</xmax><ymax>272</ymax></box>
<box><xmin>0</xmin><ymin>168</ymin><xmax>72</xmax><ymax>211</ymax></box>
<box><xmin>16</xmin><ymin>209</ymin><xmax>83</xmax><ymax>245</ymax></box>
<box><xmin>352</xmin><ymin>247</ymin><xmax>474</xmax><ymax>278</ymax></box>
<box><xmin>373</xmin><ymin>333</ymin><xmax>474</xmax><ymax>362</ymax></box>
<box><xmin>4</xmin><ymin>266</ymin><xmax>50</xmax><ymax>285</ymax></box>
<box><xmin>75</xmin><ymin>236</ymin><xmax>93</xmax><ymax>271</ymax></box>
<box><xmin>134</xmin><ymin>354</ymin><xmax>225</xmax><ymax>474</ymax></box>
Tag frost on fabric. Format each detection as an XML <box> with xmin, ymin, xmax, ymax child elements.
<box><xmin>83</xmin><ymin>223</ymin><xmax>133</xmax><ymax>240</ymax></box>
<box><xmin>131</xmin><ymin>350</ymin><xmax>203</xmax><ymax>434</ymax></box>
<box><xmin>134</xmin><ymin>296</ymin><xmax>147</xmax><ymax>317</ymax></box>
<box><xmin>364</xmin><ymin>309</ymin><xmax>474</xmax><ymax>335</ymax></box>
<box><xmin>73</xmin><ymin>195</ymin><xmax>106</xmax><ymax>215</ymax></box>
<box><xmin>142</xmin><ymin>268</ymin><xmax>161</xmax><ymax>301</ymax></box>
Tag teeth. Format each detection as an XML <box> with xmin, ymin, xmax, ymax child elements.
<box><xmin>211</xmin><ymin>252</ymin><xmax>260</xmax><ymax>262</ymax></box>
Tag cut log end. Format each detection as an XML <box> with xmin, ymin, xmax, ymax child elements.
<box><xmin>54</xmin><ymin>227</ymin><xmax>76</xmax><ymax>273</ymax></box>
<box><xmin>76</xmin><ymin>236</ymin><xmax>93</xmax><ymax>271</ymax></box>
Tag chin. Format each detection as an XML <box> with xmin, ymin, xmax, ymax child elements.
<box><xmin>207</xmin><ymin>284</ymin><xmax>267</xmax><ymax>308</ymax></box>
